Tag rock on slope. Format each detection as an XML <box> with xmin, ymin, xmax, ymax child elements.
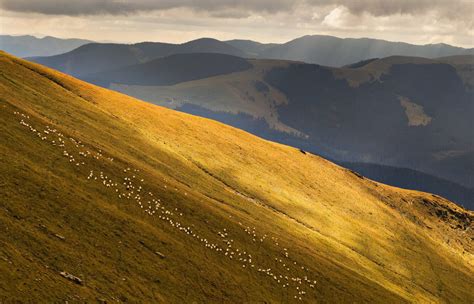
<box><xmin>0</xmin><ymin>52</ymin><xmax>473</xmax><ymax>303</ymax></box>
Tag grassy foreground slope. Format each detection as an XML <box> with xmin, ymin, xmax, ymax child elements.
<box><xmin>0</xmin><ymin>51</ymin><xmax>473</xmax><ymax>303</ymax></box>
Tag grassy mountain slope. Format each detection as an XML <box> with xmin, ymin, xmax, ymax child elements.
<box><xmin>1</xmin><ymin>52</ymin><xmax>473</xmax><ymax>302</ymax></box>
<box><xmin>0</xmin><ymin>35</ymin><xmax>93</xmax><ymax>58</ymax></box>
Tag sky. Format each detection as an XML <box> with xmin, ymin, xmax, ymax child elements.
<box><xmin>1</xmin><ymin>0</ymin><xmax>473</xmax><ymax>47</ymax></box>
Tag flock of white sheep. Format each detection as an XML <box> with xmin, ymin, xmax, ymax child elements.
<box><xmin>15</xmin><ymin>110</ymin><xmax>317</xmax><ymax>301</ymax></box>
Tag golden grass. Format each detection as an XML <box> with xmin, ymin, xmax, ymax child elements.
<box><xmin>0</xmin><ymin>51</ymin><xmax>473</xmax><ymax>303</ymax></box>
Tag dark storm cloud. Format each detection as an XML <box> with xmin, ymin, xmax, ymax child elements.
<box><xmin>0</xmin><ymin>0</ymin><xmax>294</xmax><ymax>16</ymax></box>
<box><xmin>1</xmin><ymin>0</ymin><xmax>471</xmax><ymax>20</ymax></box>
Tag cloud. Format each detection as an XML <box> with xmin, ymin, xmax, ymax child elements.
<box><xmin>1</xmin><ymin>0</ymin><xmax>472</xmax><ymax>23</ymax></box>
<box><xmin>0</xmin><ymin>0</ymin><xmax>296</xmax><ymax>16</ymax></box>
<box><xmin>313</xmin><ymin>0</ymin><xmax>473</xmax><ymax>25</ymax></box>
<box><xmin>322</xmin><ymin>6</ymin><xmax>352</xmax><ymax>28</ymax></box>
<box><xmin>1</xmin><ymin>0</ymin><xmax>472</xmax><ymax>34</ymax></box>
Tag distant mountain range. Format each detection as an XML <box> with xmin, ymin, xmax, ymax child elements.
<box><xmin>227</xmin><ymin>35</ymin><xmax>474</xmax><ymax>66</ymax></box>
<box><xmin>0</xmin><ymin>35</ymin><xmax>93</xmax><ymax>57</ymax></box>
<box><xmin>30</xmin><ymin>38</ymin><xmax>246</xmax><ymax>76</ymax></box>
<box><xmin>27</xmin><ymin>35</ymin><xmax>474</xmax><ymax>71</ymax></box>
